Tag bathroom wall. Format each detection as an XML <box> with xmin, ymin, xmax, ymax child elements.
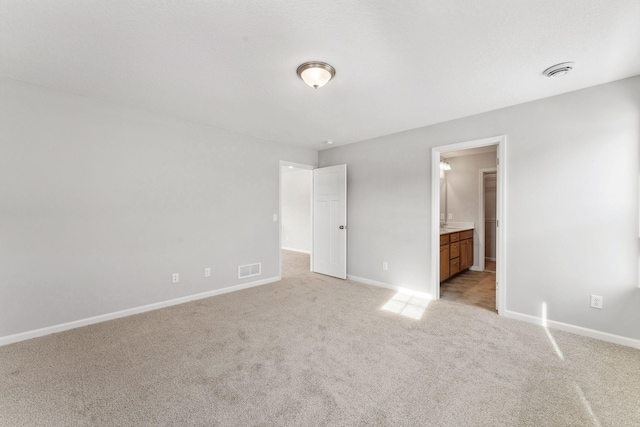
<box><xmin>446</xmin><ymin>151</ymin><xmax>497</xmax><ymax>267</ymax></box>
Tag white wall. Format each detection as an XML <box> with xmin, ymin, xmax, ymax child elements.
<box><xmin>281</xmin><ymin>168</ymin><xmax>312</xmax><ymax>253</ymax></box>
<box><xmin>319</xmin><ymin>76</ymin><xmax>640</xmax><ymax>341</ymax></box>
<box><xmin>0</xmin><ymin>77</ymin><xmax>317</xmax><ymax>339</ymax></box>
<box><xmin>445</xmin><ymin>152</ymin><xmax>496</xmax><ymax>266</ymax></box>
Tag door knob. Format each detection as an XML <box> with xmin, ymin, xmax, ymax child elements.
<box><xmin>339</xmin><ymin>225</ymin><xmax>346</xmax><ymax>229</ymax></box>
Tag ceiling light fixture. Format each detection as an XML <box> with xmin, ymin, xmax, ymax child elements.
<box><xmin>296</xmin><ymin>62</ymin><xmax>336</xmax><ymax>89</ymax></box>
<box><xmin>543</xmin><ymin>62</ymin><xmax>575</xmax><ymax>78</ymax></box>
<box><xmin>440</xmin><ymin>158</ymin><xmax>451</xmax><ymax>171</ymax></box>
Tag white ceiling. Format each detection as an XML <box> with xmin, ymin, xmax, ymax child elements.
<box><xmin>2</xmin><ymin>1</ymin><xmax>639</xmax><ymax>151</ymax></box>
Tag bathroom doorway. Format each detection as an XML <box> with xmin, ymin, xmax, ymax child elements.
<box><xmin>431</xmin><ymin>136</ymin><xmax>506</xmax><ymax>314</ymax></box>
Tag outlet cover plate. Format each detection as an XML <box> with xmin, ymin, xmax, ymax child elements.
<box><xmin>590</xmin><ymin>294</ymin><xmax>603</xmax><ymax>309</ymax></box>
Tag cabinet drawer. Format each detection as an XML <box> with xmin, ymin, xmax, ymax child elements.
<box><xmin>450</xmin><ymin>232</ymin><xmax>460</xmax><ymax>243</ymax></box>
<box><xmin>460</xmin><ymin>230</ymin><xmax>473</xmax><ymax>240</ymax></box>
<box><xmin>440</xmin><ymin>234</ymin><xmax>449</xmax><ymax>245</ymax></box>
<box><xmin>450</xmin><ymin>258</ymin><xmax>460</xmax><ymax>275</ymax></box>
<box><xmin>450</xmin><ymin>242</ymin><xmax>459</xmax><ymax>258</ymax></box>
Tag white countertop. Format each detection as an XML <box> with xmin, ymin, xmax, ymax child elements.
<box><xmin>439</xmin><ymin>222</ymin><xmax>475</xmax><ymax>235</ymax></box>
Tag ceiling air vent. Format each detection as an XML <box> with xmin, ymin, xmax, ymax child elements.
<box><xmin>238</xmin><ymin>263</ymin><xmax>261</xmax><ymax>279</ymax></box>
<box><xmin>543</xmin><ymin>62</ymin><xmax>575</xmax><ymax>78</ymax></box>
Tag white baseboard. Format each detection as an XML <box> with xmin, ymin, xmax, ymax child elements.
<box><xmin>281</xmin><ymin>247</ymin><xmax>311</xmax><ymax>254</ymax></box>
<box><xmin>346</xmin><ymin>278</ymin><xmax>639</xmax><ymax>350</ymax></box>
<box><xmin>0</xmin><ymin>276</ymin><xmax>281</xmax><ymax>347</ymax></box>
<box><xmin>347</xmin><ymin>275</ymin><xmax>432</xmax><ymax>299</ymax></box>
<box><xmin>469</xmin><ymin>266</ymin><xmax>483</xmax><ymax>272</ymax></box>
<box><xmin>504</xmin><ymin>310</ymin><xmax>640</xmax><ymax>350</ymax></box>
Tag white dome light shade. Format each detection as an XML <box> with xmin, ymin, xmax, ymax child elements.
<box><xmin>300</xmin><ymin>67</ymin><xmax>331</xmax><ymax>88</ymax></box>
<box><xmin>296</xmin><ymin>62</ymin><xmax>336</xmax><ymax>89</ymax></box>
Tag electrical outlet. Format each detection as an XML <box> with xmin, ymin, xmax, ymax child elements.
<box><xmin>590</xmin><ymin>294</ymin><xmax>603</xmax><ymax>309</ymax></box>
<box><xmin>172</xmin><ymin>273</ymin><xmax>179</xmax><ymax>283</ymax></box>
<box><xmin>440</xmin><ymin>213</ymin><xmax>445</xmax><ymax>220</ymax></box>
<box><xmin>448</xmin><ymin>213</ymin><xmax>453</xmax><ymax>220</ymax></box>
<box><xmin>382</xmin><ymin>261</ymin><xmax>388</xmax><ymax>271</ymax></box>
<box><xmin>204</xmin><ymin>268</ymin><xmax>211</xmax><ymax>277</ymax></box>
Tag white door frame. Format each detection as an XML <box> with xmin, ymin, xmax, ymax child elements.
<box><xmin>431</xmin><ymin>135</ymin><xmax>507</xmax><ymax>315</ymax></box>
<box><xmin>478</xmin><ymin>167</ymin><xmax>497</xmax><ymax>272</ymax></box>
<box><xmin>279</xmin><ymin>160</ymin><xmax>315</xmax><ymax>279</ymax></box>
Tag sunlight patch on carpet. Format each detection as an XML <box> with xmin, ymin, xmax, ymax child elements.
<box><xmin>381</xmin><ymin>290</ymin><xmax>431</xmax><ymax>320</ymax></box>
<box><xmin>541</xmin><ymin>302</ymin><xmax>564</xmax><ymax>360</ymax></box>
<box><xmin>574</xmin><ymin>383</ymin><xmax>602</xmax><ymax>427</ymax></box>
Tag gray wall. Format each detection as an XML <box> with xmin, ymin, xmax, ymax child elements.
<box><xmin>0</xmin><ymin>78</ymin><xmax>317</xmax><ymax>338</ymax></box>
<box><xmin>319</xmin><ymin>76</ymin><xmax>640</xmax><ymax>341</ymax></box>
<box><xmin>281</xmin><ymin>168</ymin><xmax>312</xmax><ymax>252</ymax></box>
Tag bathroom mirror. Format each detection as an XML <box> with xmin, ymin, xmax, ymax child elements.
<box><xmin>440</xmin><ymin>172</ymin><xmax>447</xmax><ymax>224</ymax></box>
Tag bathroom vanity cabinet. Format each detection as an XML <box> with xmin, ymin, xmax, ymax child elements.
<box><xmin>439</xmin><ymin>229</ymin><xmax>473</xmax><ymax>282</ymax></box>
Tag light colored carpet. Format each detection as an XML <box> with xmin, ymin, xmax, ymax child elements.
<box><xmin>281</xmin><ymin>249</ymin><xmax>310</xmax><ymax>278</ymax></box>
<box><xmin>1</xmin><ymin>253</ymin><xmax>639</xmax><ymax>426</ymax></box>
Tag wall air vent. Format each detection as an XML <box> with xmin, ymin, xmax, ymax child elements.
<box><xmin>238</xmin><ymin>263</ymin><xmax>261</xmax><ymax>279</ymax></box>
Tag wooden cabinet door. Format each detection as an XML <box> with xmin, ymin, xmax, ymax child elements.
<box><xmin>440</xmin><ymin>244</ymin><xmax>450</xmax><ymax>282</ymax></box>
<box><xmin>458</xmin><ymin>238</ymin><xmax>474</xmax><ymax>270</ymax></box>
<box><xmin>460</xmin><ymin>239</ymin><xmax>468</xmax><ymax>269</ymax></box>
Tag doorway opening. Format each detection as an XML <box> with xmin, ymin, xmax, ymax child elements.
<box><xmin>279</xmin><ymin>161</ymin><xmax>313</xmax><ymax>279</ymax></box>
<box><xmin>431</xmin><ymin>136</ymin><xmax>506</xmax><ymax>315</ymax></box>
<box><xmin>481</xmin><ymin>170</ymin><xmax>497</xmax><ymax>273</ymax></box>
<box><xmin>279</xmin><ymin>161</ymin><xmax>348</xmax><ymax>281</ymax></box>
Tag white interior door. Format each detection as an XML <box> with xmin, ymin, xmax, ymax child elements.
<box><xmin>313</xmin><ymin>164</ymin><xmax>347</xmax><ymax>279</ymax></box>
